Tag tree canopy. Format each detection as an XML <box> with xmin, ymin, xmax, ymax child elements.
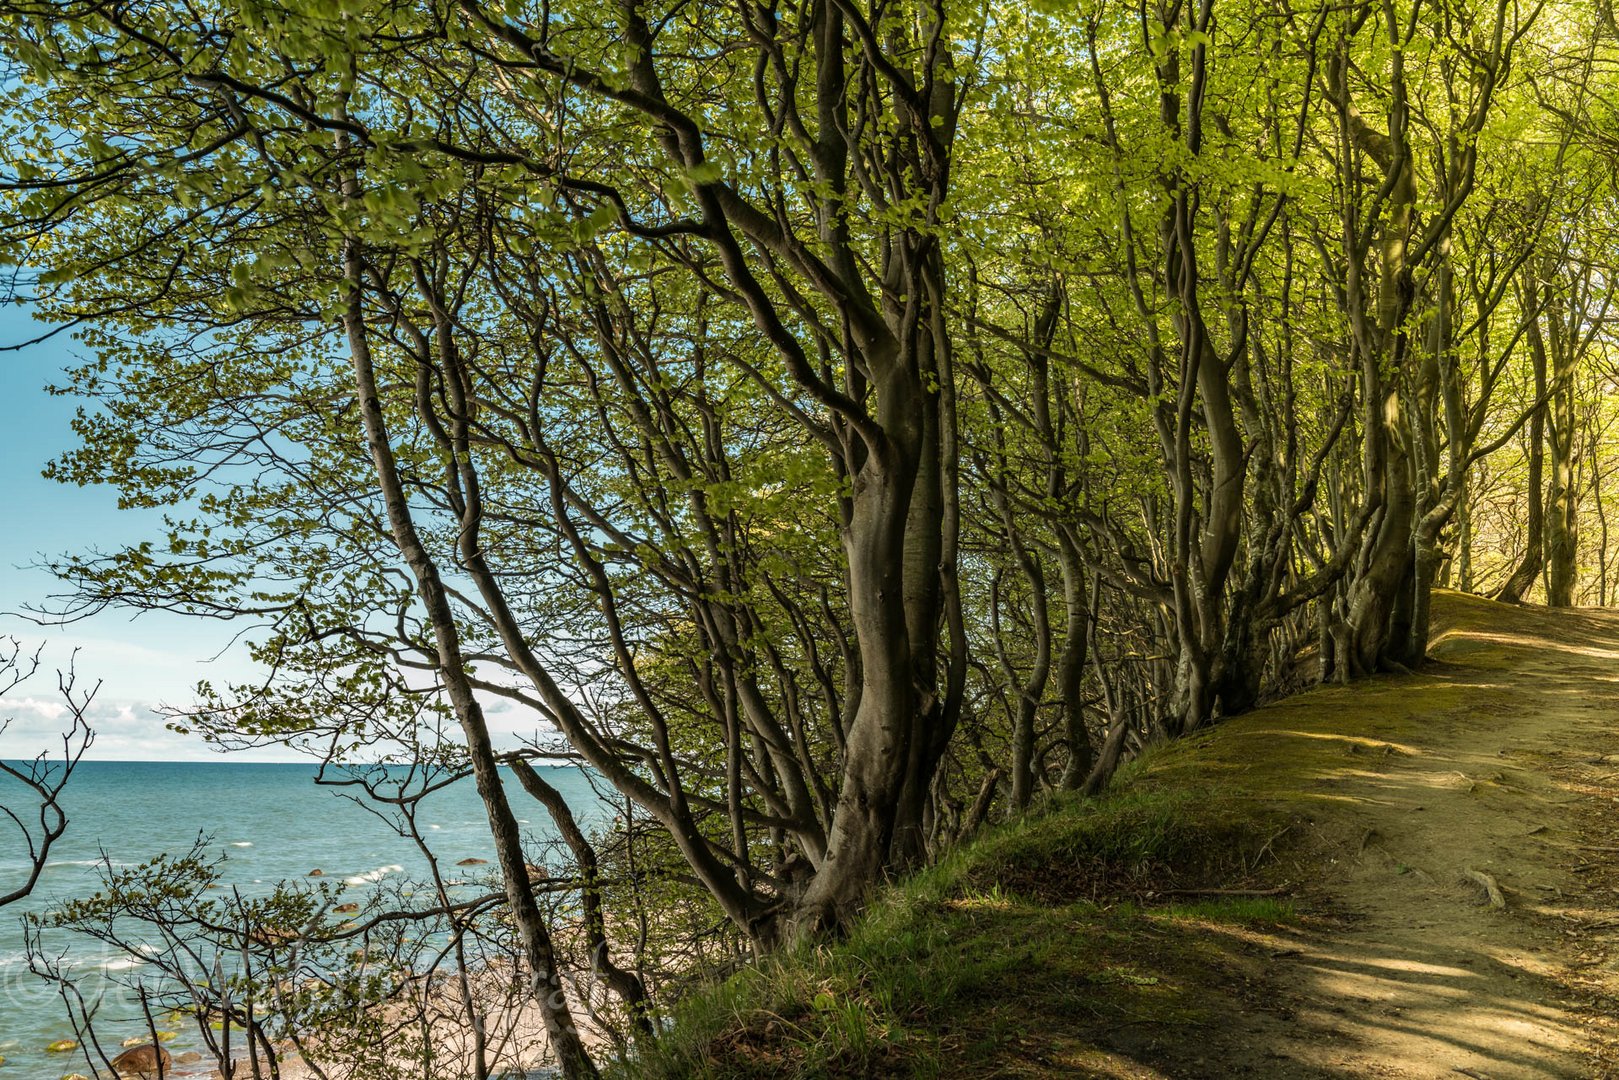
<box><xmin>3</xmin><ymin>0</ymin><xmax>1618</xmax><ymax>1074</ymax></box>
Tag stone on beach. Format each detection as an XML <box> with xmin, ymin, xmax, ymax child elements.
<box><xmin>110</xmin><ymin>1043</ymin><xmax>172</xmax><ymax>1076</ymax></box>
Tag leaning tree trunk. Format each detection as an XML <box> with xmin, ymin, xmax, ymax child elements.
<box><xmin>510</xmin><ymin>760</ymin><xmax>652</xmax><ymax>1038</ymax></box>
<box><xmin>1498</xmin><ymin>304</ymin><xmax>1549</xmax><ymax>604</ymax></box>
<box><xmin>340</xmin><ymin>235</ymin><xmax>598</xmax><ymax>1080</ymax></box>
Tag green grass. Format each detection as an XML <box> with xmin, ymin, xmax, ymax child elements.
<box><xmin>601</xmin><ymin>591</ymin><xmax>1563</xmax><ymax>1079</ymax></box>
<box><xmin>610</xmin><ymin>771</ymin><xmax>1295</xmax><ymax>1080</ymax></box>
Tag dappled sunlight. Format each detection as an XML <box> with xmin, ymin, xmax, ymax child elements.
<box><xmin>1326</xmin><ymin>955</ymin><xmax>1483</xmax><ymax>978</ymax></box>
<box><xmin>1284</xmin><ymin>936</ymin><xmax>1588</xmax><ymax>1073</ymax></box>
<box><xmin>1089</xmin><ymin>592</ymin><xmax>1619</xmax><ymax>1077</ymax></box>
<box><xmin>1218</xmin><ymin>729</ymin><xmax>1422</xmax><ymax>756</ymax></box>
<box><xmin>1429</xmin><ymin>621</ymin><xmax>1619</xmax><ymax>663</ymax></box>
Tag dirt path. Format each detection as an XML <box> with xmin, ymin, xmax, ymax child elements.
<box><xmin>1172</xmin><ymin>592</ymin><xmax>1619</xmax><ymax>1079</ymax></box>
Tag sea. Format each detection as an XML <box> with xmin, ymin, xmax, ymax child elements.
<box><xmin>0</xmin><ymin>759</ymin><xmax>604</xmax><ymax>1077</ymax></box>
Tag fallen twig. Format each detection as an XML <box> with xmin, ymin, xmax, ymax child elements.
<box><xmin>1463</xmin><ymin>868</ymin><xmax>1507</xmax><ymax>909</ymax></box>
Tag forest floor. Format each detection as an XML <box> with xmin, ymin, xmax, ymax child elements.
<box><xmin>1093</xmin><ymin>589</ymin><xmax>1619</xmax><ymax>1079</ymax></box>
<box><xmin>623</xmin><ymin>590</ymin><xmax>1619</xmax><ymax>1079</ymax></box>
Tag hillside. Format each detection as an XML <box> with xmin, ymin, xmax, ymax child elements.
<box><xmin>619</xmin><ymin>591</ymin><xmax>1619</xmax><ymax>1079</ymax></box>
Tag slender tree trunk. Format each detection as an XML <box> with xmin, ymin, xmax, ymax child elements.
<box><xmin>1594</xmin><ymin>441</ymin><xmax>1610</xmax><ymax>605</ymax></box>
<box><xmin>509</xmin><ymin>760</ymin><xmax>653</xmax><ymax>1038</ymax></box>
<box><xmin>1498</xmin><ymin>304</ymin><xmax>1548</xmax><ymax>604</ymax></box>
<box><xmin>1546</xmin><ymin>294</ymin><xmax>1579</xmax><ymax>606</ymax></box>
<box><xmin>339</xmin><ymin>237</ymin><xmax>597</xmax><ymax>1079</ymax></box>
<box><xmin>1457</xmin><ymin>471</ymin><xmax>1473</xmax><ymax>592</ymax></box>
<box><xmin>1057</xmin><ymin>538</ymin><xmax>1095</xmax><ymax>790</ymax></box>
<box><xmin>1006</xmin><ymin>562</ymin><xmax>1051</xmax><ymax>812</ymax></box>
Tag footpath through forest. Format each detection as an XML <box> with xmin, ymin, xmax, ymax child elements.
<box><xmin>1098</xmin><ymin>588</ymin><xmax>1619</xmax><ymax>1079</ymax></box>
<box><xmin>633</xmin><ymin>590</ymin><xmax>1619</xmax><ymax>1079</ymax></box>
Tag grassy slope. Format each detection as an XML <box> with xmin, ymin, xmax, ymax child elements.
<box><xmin>608</xmin><ymin>592</ymin><xmax>1596</xmax><ymax>1080</ymax></box>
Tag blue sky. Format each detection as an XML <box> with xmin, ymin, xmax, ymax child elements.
<box><xmin>0</xmin><ymin>304</ymin><xmax>283</xmax><ymax>760</ymax></box>
<box><xmin>0</xmin><ymin>304</ymin><xmax>556</xmax><ymax>762</ymax></box>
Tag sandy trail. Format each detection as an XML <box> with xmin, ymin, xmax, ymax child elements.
<box><xmin>1176</xmin><ymin>592</ymin><xmax>1619</xmax><ymax>1079</ymax></box>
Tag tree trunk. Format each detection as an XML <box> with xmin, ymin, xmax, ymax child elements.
<box><xmin>509</xmin><ymin>760</ymin><xmax>653</xmax><ymax>1039</ymax></box>
<box><xmin>795</xmin><ymin>378</ymin><xmax>927</xmax><ymax>935</ymax></box>
<box><xmin>1497</xmin><ymin>305</ymin><xmax>1548</xmax><ymax>604</ymax></box>
<box><xmin>1056</xmin><ymin>539</ymin><xmax>1095</xmax><ymax>790</ymax></box>
<box><xmin>340</xmin><ymin>236</ymin><xmax>598</xmax><ymax>1080</ymax></box>
<box><xmin>1546</xmin><ymin>290</ymin><xmax>1579</xmax><ymax>606</ymax></box>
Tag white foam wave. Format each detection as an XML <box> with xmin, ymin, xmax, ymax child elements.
<box><xmin>101</xmin><ymin>956</ymin><xmax>147</xmax><ymax>972</ymax></box>
<box><xmin>230</xmin><ymin>841</ymin><xmax>253</xmax><ymax>848</ymax></box>
<box><xmin>344</xmin><ymin>864</ymin><xmax>404</xmax><ymax>886</ymax></box>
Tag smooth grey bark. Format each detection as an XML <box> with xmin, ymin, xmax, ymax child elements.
<box><xmin>509</xmin><ymin>760</ymin><xmax>652</xmax><ymax>1039</ymax></box>
<box><xmin>1545</xmin><ymin>269</ymin><xmax>1587</xmax><ymax>607</ymax></box>
<box><xmin>1497</xmin><ymin>305</ymin><xmax>1548</xmax><ymax>604</ymax></box>
<box><xmin>340</xmin><ymin>235</ymin><xmax>598</xmax><ymax>1080</ymax></box>
<box><xmin>1056</xmin><ymin>539</ymin><xmax>1095</xmax><ymax>790</ymax></box>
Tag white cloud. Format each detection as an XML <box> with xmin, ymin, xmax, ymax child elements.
<box><xmin>4</xmin><ymin>695</ymin><xmax>69</xmax><ymax>722</ymax></box>
<box><xmin>0</xmin><ymin>692</ymin><xmax>293</xmax><ymax>763</ymax></box>
<box><xmin>0</xmin><ymin>620</ymin><xmax>569</xmax><ymax>764</ymax></box>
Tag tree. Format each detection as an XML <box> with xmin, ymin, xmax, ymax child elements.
<box><xmin>0</xmin><ymin>640</ymin><xmax>94</xmax><ymax>909</ymax></box>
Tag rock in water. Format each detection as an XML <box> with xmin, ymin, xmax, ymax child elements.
<box><xmin>111</xmin><ymin>1043</ymin><xmax>172</xmax><ymax>1076</ymax></box>
<box><xmin>456</xmin><ymin>857</ymin><xmax>488</xmax><ymax>866</ymax></box>
<box><xmin>44</xmin><ymin>1040</ymin><xmax>76</xmax><ymax>1053</ymax></box>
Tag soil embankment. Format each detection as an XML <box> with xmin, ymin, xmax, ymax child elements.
<box><xmin>626</xmin><ymin>591</ymin><xmax>1619</xmax><ymax>1079</ymax></box>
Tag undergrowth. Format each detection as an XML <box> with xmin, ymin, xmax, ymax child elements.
<box><xmin>610</xmin><ymin>762</ymin><xmax>1294</xmax><ymax>1080</ymax></box>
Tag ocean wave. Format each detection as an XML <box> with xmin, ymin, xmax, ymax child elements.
<box><xmin>101</xmin><ymin>956</ymin><xmax>147</xmax><ymax>972</ymax></box>
<box><xmin>229</xmin><ymin>842</ymin><xmax>253</xmax><ymax>848</ymax></box>
<box><xmin>344</xmin><ymin>864</ymin><xmax>405</xmax><ymax>886</ymax></box>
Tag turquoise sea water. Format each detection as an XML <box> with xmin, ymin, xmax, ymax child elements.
<box><xmin>0</xmin><ymin>760</ymin><xmax>603</xmax><ymax>1077</ymax></box>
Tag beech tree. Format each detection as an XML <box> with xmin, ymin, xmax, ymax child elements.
<box><xmin>4</xmin><ymin>0</ymin><xmax>1619</xmax><ymax>1074</ymax></box>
